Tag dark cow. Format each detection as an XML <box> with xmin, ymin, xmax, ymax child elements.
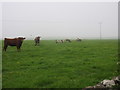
<box><xmin>3</xmin><ymin>37</ymin><xmax>25</xmax><ymax>51</ymax></box>
<box><xmin>34</xmin><ymin>36</ymin><xmax>41</xmax><ymax>46</ymax></box>
<box><xmin>76</xmin><ymin>38</ymin><xmax>82</xmax><ymax>42</ymax></box>
<box><xmin>65</xmin><ymin>39</ymin><xmax>71</xmax><ymax>42</ymax></box>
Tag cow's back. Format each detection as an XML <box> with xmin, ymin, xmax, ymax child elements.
<box><xmin>4</xmin><ymin>38</ymin><xmax>18</xmax><ymax>46</ymax></box>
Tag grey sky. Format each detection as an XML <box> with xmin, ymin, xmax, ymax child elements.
<box><xmin>1</xmin><ymin>2</ymin><xmax>118</xmax><ymax>39</ymax></box>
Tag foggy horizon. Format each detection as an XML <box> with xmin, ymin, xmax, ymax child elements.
<box><xmin>1</xmin><ymin>2</ymin><xmax>118</xmax><ymax>40</ymax></box>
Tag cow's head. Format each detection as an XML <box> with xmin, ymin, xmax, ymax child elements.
<box><xmin>37</xmin><ymin>36</ymin><xmax>41</xmax><ymax>39</ymax></box>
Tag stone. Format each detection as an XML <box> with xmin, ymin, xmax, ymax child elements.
<box><xmin>113</xmin><ymin>76</ymin><xmax>120</xmax><ymax>85</ymax></box>
<box><xmin>82</xmin><ymin>86</ymin><xmax>94</xmax><ymax>90</ymax></box>
<box><xmin>101</xmin><ymin>80</ymin><xmax>115</xmax><ymax>87</ymax></box>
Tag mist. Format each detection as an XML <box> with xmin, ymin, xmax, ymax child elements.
<box><xmin>1</xmin><ymin>2</ymin><xmax>118</xmax><ymax>40</ymax></box>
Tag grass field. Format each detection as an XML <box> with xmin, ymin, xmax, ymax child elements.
<box><xmin>2</xmin><ymin>39</ymin><xmax>119</xmax><ymax>88</ymax></box>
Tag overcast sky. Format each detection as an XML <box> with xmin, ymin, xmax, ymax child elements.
<box><xmin>1</xmin><ymin>1</ymin><xmax>118</xmax><ymax>39</ymax></box>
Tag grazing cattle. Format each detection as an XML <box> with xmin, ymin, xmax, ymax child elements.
<box><xmin>65</xmin><ymin>39</ymin><xmax>71</xmax><ymax>42</ymax></box>
<box><xmin>76</xmin><ymin>38</ymin><xmax>82</xmax><ymax>42</ymax></box>
<box><xmin>34</xmin><ymin>36</ymin><xmax>41</xmax><ymax>46</ymax></box>
<box><xmin>56</xmin><ymin>40</ymin><xmax>64</xmax><ymax>43</ymax></box>
<box><xmin>3</xmin><ymin>37</ymin><xmax>25</xmax><ymax>51</ymax></box>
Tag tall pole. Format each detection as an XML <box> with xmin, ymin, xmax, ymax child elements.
<box><xmin>99</xmin><ymin>22</ymin><xmax>102</xmax><ymax>40</ymax></box>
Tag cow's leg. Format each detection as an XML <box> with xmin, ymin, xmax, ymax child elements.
<box><xmin>55</xmin><ymin>40</ymin><xmax>58</xmax><ymax>43</ymax></box>
<box><xmin>3</xmin><ymin>45</ymin><xmax>8</xmax><ymax>51</ymax></box>
<box><xmin>38</xmin><ymin>42</ymin><xmax>40</xmax><ymax>46</ymax></box>
<box><xmin>35</xmin><ymin>43</ymin><xmax>37</xmax><ymax>46</ymax></box>
<box><xmin>35</xmin><ymin>42</ymin><xmax>36</xmax><ymax>46</ymax></box>
<box><xmin>17</xmin><ymin>46</ymin><xmax>20</xmax><ymax>52</ymax></box>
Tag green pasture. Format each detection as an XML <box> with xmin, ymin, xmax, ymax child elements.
<box><xmin>2</xmin><ymin>40</ymin><xmax>119</xmax><ymax>88</ymax></box>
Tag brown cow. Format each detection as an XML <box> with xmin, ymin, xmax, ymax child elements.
<box><xmin>34</xmin><ymin>36</ymin><xmax>41</xmax><ymax>46</ymax></box>
<box><xmin>3</xmin><ymin>37</ymin><xmax>25</xmax><ymax>51</ymax></box>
